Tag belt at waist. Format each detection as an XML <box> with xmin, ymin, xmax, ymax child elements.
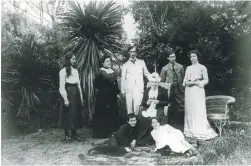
<box><xmin>65</xmin><ymin>82</ymin><xmax>78</xmax><ymax>87</ymax></box>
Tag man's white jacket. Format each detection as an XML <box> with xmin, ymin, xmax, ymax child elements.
<box><xmin>121</xmin><ymin>58</ymin><xmax>150</xmax><ymax>94</ymax></box>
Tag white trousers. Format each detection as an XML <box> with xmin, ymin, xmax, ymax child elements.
<box><xmin>125</xmin><ymin>88</ymin><xmax>143</xmax><ymax>115</ymax></box>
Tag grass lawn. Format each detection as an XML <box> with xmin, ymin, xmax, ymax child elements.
<box><xmin>198</xmin><ymin>123</ymin><xmax>251</xmax><ymax>165</ymax></box>
<box><xmin>1</xmin><ymin>123</ymin><xmax>251</xmax><ymax>165</ymax></box>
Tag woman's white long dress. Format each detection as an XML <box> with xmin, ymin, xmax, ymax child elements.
<box><xmin>183</xmin><ymin>63</ymin><xmax>218</xmax><ymax>140</ymax></box>
<box><xmin>151</xmin><ymin>124</ymin><xmax>192</xmax><ymax>153</ymax></box>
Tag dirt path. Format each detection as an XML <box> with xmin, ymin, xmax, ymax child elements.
<box><xmin>1</xmin><ymin>128</ymin><xmax>203</xmax><ymax>165</ymax></box>
<box><xmin>2</xmin><ymin>128</ymin><xmax>95</xmax><ymax>165</ymax></box>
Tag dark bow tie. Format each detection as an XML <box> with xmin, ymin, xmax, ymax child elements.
<box><xmin>131</xmin><ymin>59</ymin><xmax>136</xmax><ymax>64</ymax></box>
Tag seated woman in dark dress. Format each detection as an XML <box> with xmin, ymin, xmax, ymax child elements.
<box><xmin>141</xmin><ymin>72</ymin><xmax>170</xmax><ymax>123</ymax></box>
<box><xmin>92</xmin><ymin>55</ymin><xmax>122</xmax><ymax>139</ymax></box>
<box><xmin>136</xmin><ymin>72</ymin><xmax>171</xmax><ymax>145</ymax></box>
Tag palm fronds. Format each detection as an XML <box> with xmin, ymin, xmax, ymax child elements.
<box><xmin>1</xmin><ymin>35</ymin><xmax>57</xmax><ymax>120</ymax></box>
<box><xmin>62</xmin><ymin>1</ymin><xmax>123</xmax><ymax>119</ymax></box>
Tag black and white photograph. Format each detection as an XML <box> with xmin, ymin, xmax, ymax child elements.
<box><xmin>1</xmin><ymin>0</ymin><xmax>251</xmax><ymax>165</ymax></box>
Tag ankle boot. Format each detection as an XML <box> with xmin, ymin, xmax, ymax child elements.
<box><xmin>65</xmin><ymin>130</ymin><xmax>72</xmax><ymax>143</ymax></box>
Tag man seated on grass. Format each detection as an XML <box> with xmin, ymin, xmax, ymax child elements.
<box><xmin>78</xmin><ymin>113</ymin><xmax>140</xmax><ymax>159</ymax></box>
<box><xmin>114</xmin><ymin>113</ymin><xmax>138</xmax><ymax>152</ymax></box>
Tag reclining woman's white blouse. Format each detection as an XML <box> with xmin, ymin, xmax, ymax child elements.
<box><xmin>151</xmin><ymin>124</ymin><xmax>192</xmax><ymax>153</ymax></box>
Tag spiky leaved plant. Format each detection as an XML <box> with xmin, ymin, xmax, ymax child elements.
<box><xmin>62</xmin><ymin>1</ymin><xmax>123</xmax><ymax>119</ymax></box>
<box><xmin>1</xmin><ymin>35</ymin><xmax>56</xmax><ymax>123</ymax></box>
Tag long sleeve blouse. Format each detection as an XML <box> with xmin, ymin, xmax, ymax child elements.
<box><xmin>183</xmin><ymin>63</ymin><xmax>209</xmax><ymax>88</ymax></box>
<box><xmin>59</xmin><ymin>67</ymin><xmax>82</xmax><ymax>101</ymax></box>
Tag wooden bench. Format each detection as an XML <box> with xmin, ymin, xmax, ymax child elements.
<box><xmin>206</xmin><ymin>95</ymin><xmax>235</xmax><ymax>137</ymax></box>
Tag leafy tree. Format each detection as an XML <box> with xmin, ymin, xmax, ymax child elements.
<box><xmin>131</xmin><ymin>1</ymin><xmax>251</xmax><ymax>92</ymax></box>
<box><xmin>131</xmin><ymin>1</ymin><xmax>251</xmax><ymax>121</ymax></box>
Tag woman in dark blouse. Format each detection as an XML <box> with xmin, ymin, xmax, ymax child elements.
<box><xmin>92</xmin><ymin>55</ymin><xmax>122</xmax><ymax>138</ymax></box>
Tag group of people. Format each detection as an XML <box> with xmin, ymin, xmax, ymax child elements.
<box><xmin>58</xmin><ymin>46</ymin><xmax>218</xmax><ymax>156</ymax></box>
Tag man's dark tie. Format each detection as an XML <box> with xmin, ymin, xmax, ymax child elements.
<box><xmin>172</xmin><ymin>64</ymin><xmax>175</xmax><ymax>71</ymax></box>
<box><xmin>172</xmin><ymin>64</ymin><xmax>179</xmax><ymax>85</ymax></box>
<box><xmin>131</xmin><ymin>59</ymin><xmax>136</xmax><ymax>64</ymax></box>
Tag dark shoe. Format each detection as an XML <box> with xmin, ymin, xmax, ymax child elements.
<box><xmin>192</xmin><ymin>148</ymin><xmax>199</xmax><ymax>156</ymax></box>
<box><xmin>73</xmin><ymin>135</ymin><xmax>85</xmax><ymax>141</ymax></box>
<box><xmin>188</xmin><ymin>149</ymin><xmax>194</xmax><ymax>156</ymax></box>
<box><xmin>185</xmin><ymin>151</ymin><xmax>191</xmax><ymax>158</ymax></box>
<box><xmin>170</xmin><ymin>152</ymin><xmax>182</xmax><ymax>157</ymax></box>
<box><xmin>78</xmin><ymin>154</ymin><xmax>85</xmax><ymax>160</ymax></box>
<box><xmin>65</xmin><ymin>136</ymin><xmax>72</xmax><ymax>143</ymax></box>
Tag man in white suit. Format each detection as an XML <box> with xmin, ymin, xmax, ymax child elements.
<box><xmin>121</xmin><ymin>46</ymin><xmax>151</xmax><ymax>115</ymax></box>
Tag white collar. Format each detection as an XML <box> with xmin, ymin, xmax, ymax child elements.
<box><xmin>192</xmin><ymin>62</ymin><xmax>199</xmax><ymax>66</ymax></box>
<box><xmin>153</xmin><ymin>126</ymin><xmax>160</xmax><ymax>131</ymax></box>
<box><xmin>149</xmin><ymin>87</ymin><xmax>158</xmax><ymax>92</ymax></box>
<box><xmin>129</xmin><ymin>58</ymin><xmax>137</xmax><ymax>62</ymax></box>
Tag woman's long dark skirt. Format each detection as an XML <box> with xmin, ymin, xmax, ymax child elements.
<box><xmin>59</xmin><ymin>83</ymin><xmax>83</xmax><ymax>130</ymax></box>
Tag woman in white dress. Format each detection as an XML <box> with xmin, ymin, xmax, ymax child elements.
<box><xmin>183</xmin><ymin>50</ymin><xmax>218</xmax><ymax>140</ymax></box>
<box><xmin>150</xmin><ymin>118</ymin><xmax>198</xmax><ymax>157</ymax></box>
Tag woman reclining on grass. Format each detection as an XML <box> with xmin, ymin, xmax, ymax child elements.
<box><xmin>150</xmin><ymin>117</ymin><xmax>199</xmax><ymax>157</ymax></box>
